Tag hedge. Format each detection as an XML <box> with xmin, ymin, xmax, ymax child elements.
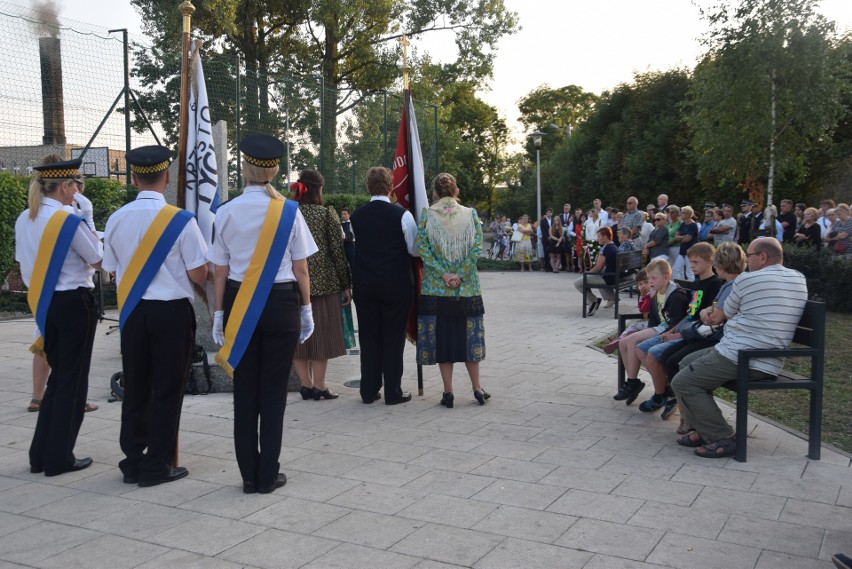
<box><xmin>0</xmin><ymin>172</ymin><xmax>29</xmax><ymax>283</ymax></box>
<box><xmin>782</xmin><ymin>245</ymin><xmax>852</xmax><ymax>313</ymax></box>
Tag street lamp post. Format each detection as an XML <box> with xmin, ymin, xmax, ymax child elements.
<box><xmin>531</xmin><ymin>130</ymin><xmax>545</xmax><ymax>222</ymax></box>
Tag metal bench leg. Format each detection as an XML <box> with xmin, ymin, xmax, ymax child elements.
<box><xmin>808</xmin><ymin>387</ymin><xmax>822</xmax><ymax>460</ymax></box>
<box><xmin>735</xmin><ymin>389</ymin><xmax>748</xmax><ymax>462</ymax></box>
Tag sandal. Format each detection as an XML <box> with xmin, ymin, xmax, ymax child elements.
<box><xmin>694</xmin><ymin>437</ymin><xmax>736</xmax><ymax>459</ymax></box>
<box><xmin>27</xmin><ymin>398</ymin><xmax>41</xmax><ymax>412</ymax></box>
<box><xmin>676</xmin><ymin>431</ymin><xmax>706</xmax><ymax>448</ymax></box>
<box><xmin>85</xmin><ymin>402</ymin><xmax>99</xmax><ymax>413</ymax></box>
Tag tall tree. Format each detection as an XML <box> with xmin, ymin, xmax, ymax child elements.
<box><xmin>685</xmin><ymin>0</ymin><xmax>849</xmax><ymax>204</ymax></box>
<box><xmin>131</xmin><ymin>0</ymin><xmax>307</xmax><ymax>137</ymax></box>
<box><xmin>130</xmin><ymin>0</ymin><xmax>518</xmax><ymax>192</ymax></box>
<box><xmin>517</xmin><ymin>84</ymin><xmax>599</xmax><ymax>134</ymax></box>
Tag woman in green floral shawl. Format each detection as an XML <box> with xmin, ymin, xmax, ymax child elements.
<box><xmin>416</xmin><ymin>173</ymin><xmax>489</xmax><ymax>408</ymax></box>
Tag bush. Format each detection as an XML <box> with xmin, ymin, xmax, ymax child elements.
<box><xmin>82</xmin><ymin>178</ymin><xmax>132</xmax><ymax>231</ymax></box>
<box><xmin>783</xmin><ymin>244</ymin><xmax>852</xmax><ymax>313</ymax></box>
<box><xmin>323</xmin><ymin>193</ymin><xmax>371</xmax><ymax>213</ymax></box>
<box><xmin>0</xmin><ymin>172</ymin><xmax>29</xmax><ymax>284</ymax></box>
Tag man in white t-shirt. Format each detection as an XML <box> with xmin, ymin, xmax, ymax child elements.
<box><xmin>671</xmin><ymin>238</ymin><xmax>807</xmax><ymax>458</ymax></box>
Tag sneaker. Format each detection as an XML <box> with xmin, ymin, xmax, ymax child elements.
<box><xmin>603</xmin><ymin>299</ymin><xmax>615</xmax><ymax>308</ymax></box>
<box><xmin>661</xmin><ymin>397</ymin><xmax>679</xmax><ymax>420</ymax></box>
<box><xmin>613</xmin><ymin>380</ymin><xmax>645</xmax><ymax>405</ymax></box>
<box><xmin>587</xmin><ymin>298</ymin><xmax>602</xmax><ymax>316</ymax></box>
<box><xmin>602</xmin><ymin>337</ymin><xmax>621</xmax><ymax>354</ymax></box>
<box><xmin>639</xmin><ymin>394</ymin><xmax>666</xmax><ymax>413</ymax></box>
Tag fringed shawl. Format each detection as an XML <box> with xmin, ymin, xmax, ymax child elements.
<box><xmin>425</xmin><ymin>197</ymin><xmax>475</xmax><ymax>263</ymax></box>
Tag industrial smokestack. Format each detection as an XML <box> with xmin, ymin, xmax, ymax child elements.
<box><xmin>39</xmin><ymin>36</ymin><xmax>66</xmax><ymax>146</ymax></box>
<box><xmin>32</xmin><ymin>1</ymin><xmax>65</xmax><ymax>146</ymax></box>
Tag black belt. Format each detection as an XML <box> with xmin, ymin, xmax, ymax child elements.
<box><xmin>228</xmin><ymin>279</ymin><xmax>297</xmax><ymax>291</ymax></box>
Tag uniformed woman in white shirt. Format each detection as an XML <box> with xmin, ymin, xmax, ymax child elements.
<box><xmin>15</xmin><ymin>157</ymin><xmax>103</xmax><ymax>477</ymax></box>
<box><xmin>208</xmin><ymin>134</ymin><xmax>317</xmax><ymax>494</ymax></box>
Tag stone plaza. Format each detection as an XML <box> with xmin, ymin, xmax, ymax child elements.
<box><xmin>0</xmin><ymin>271</ymin><xmax>849</xmax><ymax>568</ymax></box>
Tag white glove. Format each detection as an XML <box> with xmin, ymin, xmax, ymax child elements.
<box><xmin>72</xmin><ymin>192</ymin><xmax>96</xmax><ymax>232</ymax></box>
<box><xmin>299</xmin><ymin>304</ymin><xmax>314</xmax><ymax>344</ymax></box>
<box><xmin>212</xmin><ymin>310</ymin><xmax>225</xmax><ymax>346</ymax></box>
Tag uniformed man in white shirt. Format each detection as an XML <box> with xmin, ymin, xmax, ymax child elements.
<box><xmin>103</xmin><ymin>145</ymin><xmax>209</xmax><ymax>487</ymax></box>
<box><xmin>15</xmin><ymin>156</ymin><xmax>103</xmax><ymax>477</ymax></box>
<box><xmin>208</xmin><ymin>134</ymin><xmax>317</xmax><ymax>494</ymax></box>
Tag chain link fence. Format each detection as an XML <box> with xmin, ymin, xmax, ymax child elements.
<box><xmin>0</xmin><ymin>1</ymin><xmax>438</xmax><ymax>193</ymax></box>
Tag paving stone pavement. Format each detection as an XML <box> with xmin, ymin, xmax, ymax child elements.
<box><xmin>0</xmin><ymin>270</ymin><xmax>849</xmax><ymax>568</ymax></box>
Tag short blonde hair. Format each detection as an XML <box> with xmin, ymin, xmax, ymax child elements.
<box><xmin>687</xmin><ymin>241</ymin><xmax>714</xmax><ymax>261</ymax></box>
<box><xmin>681</xmin><ymin>205</ymin><xmax>694</xmax><ymax>218</ymax></box>
<box><xmin>714</xmin><ymin>242</ymin><xmax>746</xmax><ymax>275</ymax></box>
<box><xmin>646</xmin><ymin>258</ymin><xmax>672</xmax><ymax>277</ymax></box>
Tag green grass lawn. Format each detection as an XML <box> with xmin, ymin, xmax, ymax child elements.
<box><xmin>715</xmin><ymin>311</ymin><xmax>851</xmax><ymax>454</ymax></box>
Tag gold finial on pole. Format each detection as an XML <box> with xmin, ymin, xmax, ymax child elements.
<box><xmin>399</xmin><ymin>34</ymin><xmax>410</xmax><ymax>89</ymax></box>
<box><xmin>179</xmin><ymin>0</ymin><xmax>195</xmax><ymax>33</ymax></box>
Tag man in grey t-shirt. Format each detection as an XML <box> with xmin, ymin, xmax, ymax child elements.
<box><xmin>710</xmin><ymin>204</ymin><xmax>737</xmax><ymax>243</ymax></box>
<box><xmin>671</xmin><ymin>238</ymin><xmax>807</xmax><ymax>458</ymax></box>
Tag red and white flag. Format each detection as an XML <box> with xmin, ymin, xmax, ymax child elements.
<box><xmin>392</xmin><ymin>88</ymin><xmax>428</xmax><ymax>223</ymax></box>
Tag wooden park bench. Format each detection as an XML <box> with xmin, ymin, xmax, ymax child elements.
<box><xmin>615</xmin><ymin>300</ymin><xmax>826</xmax><ymax>463</ymax></box>
<box><xmin>581</xmin><ymin>249</ymin><xmax>642</xmax><ymax>319</ymax></box>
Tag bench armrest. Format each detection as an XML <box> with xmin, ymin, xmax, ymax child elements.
<box><xmin>618</xmin><ymin>313</ymin><xmax>644</xmax><ymax>334</ymax></box>
<box><xmin>737</xmin><ymin>347</ymin><xmax>819</xmax><ymax>361</ymax></box>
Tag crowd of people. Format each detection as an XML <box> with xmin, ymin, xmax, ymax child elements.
<box><xmin>487</xmin><ymin>193</ymin><xmax>848</xmax><ymax>316</ymax></box>
<box><xmin>489</xmin><ymin>194</ymin><xmax>852</xmax><ymax>275</ymax></box>
<box><xmin>14</xmin><ymin>135</ymin><xmax>488</xmax><ymax>493</ymax></box>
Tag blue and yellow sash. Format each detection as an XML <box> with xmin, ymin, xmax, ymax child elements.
<box><xmin>117</xmin><ymin>205</ymin><xmax>193</xmax><ymax>330</ymax></box>
<box><xmin>27</xmin><ymin>210</ymin><xmax>85</xmax><ymax>358</ymax></box>
<box><xmin>216</xmin><ymin>198</ymin><xmax>298</xmax><ymax>378</ymax></box>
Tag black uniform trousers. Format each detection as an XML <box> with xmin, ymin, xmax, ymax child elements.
<box><xmin>29</xmin><ymin>288</ymin><xmax>97</xmax><ymax>475</ymax></box>
<box><xmin>224</xmin><ymin>285</ymin><xmax>300</xmax><ymax>488</ymax></box>
<box><xmin>119</xmin><ymin>299</ymin><xmax>195</xmax><ymax>482</ymax></box>
<box><xmin>354</xmin><ymin>287</ymin><xmax>412</xmax><ymax>403</ymax></box>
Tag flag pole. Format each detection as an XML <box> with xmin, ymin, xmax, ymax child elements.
<box><xmin>174</xmin><ymin>0</ymin><xmax>195</xmax><ymax>468</ymax></box>
<box><xmin>176</xmin><ymin>0</ymin><xmax>195</xmax><ymax>210</ymax></box>
<box><xmin>400</xmin><ymin>36</ymin><xmax>424</xmax><ymax>398</ymax></box>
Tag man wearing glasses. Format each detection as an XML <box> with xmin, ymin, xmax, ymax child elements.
<box><xmin>670</xmin><ymin>238</ymin><xmax>807</xmax><ymax>459</ymax></box>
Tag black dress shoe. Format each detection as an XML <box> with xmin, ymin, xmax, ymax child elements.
<box><xmin>385</xmin><ymin>392</ymin><xmax>412</xmax><ymax>405</ymax></box>
<box><xmin>474</xmin><ymin>389</ymin><xmax>491</xmax><ymax>405</ymax></box>
<box><xmin>243</xmin><ymin>480</ymin><xmax>257</xmax><ymax>494</ymax></box>
<box><xmin>300</xmin><ymin>386</ymin><xmax>313</xmax><ymax>400</ymax></box>
<box><xmin>440</xmin><ymin>392</ymin><xmax>454</xmax><ymax>408</ymax></box>
<box><xmin>123</xmin><ymin>473</ymin><xmax>139</xmax><ymax>484</ymax></box>
<box><xmin>44</xmin><ymin>457</ymin><xmax>93</xmax><ymax>477</ymax></box>
<box><xmin>137</xmin><ymin>466</ymin><xmax>188</xmax><ymax>487</ymax></box>
<box><xmin>257</xmin><ymin>472</ymin><xmax>286</xmax><ymax>494</ymax></box>
<box><xmin>362</xmin><ymin>393</ymin><xmax>382</xmax><ymax>404</ymax></box>
<box><xmin>314</xmin><ymin>388</ymin><xmax>339</xmax><ymax>400</ymax></box>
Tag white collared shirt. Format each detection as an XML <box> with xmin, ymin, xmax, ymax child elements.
<box><xmin>207</xmin><ymin>186</ymin><xmax>318</xmax><ymax>281</ymax></box>
<box><xmin>15</xmin><ymin>197</ymin><xmax>103</xmax><ymax>290</ymax></box>
<box><xmin>370</xmin><ymin>195</ymin><xmax>420</xmax><ymax>256</ymax></box>
<box><xmin>102</xmin><ymin>190</ymin><xmax>208</xmax><ymax>301</ymax></box>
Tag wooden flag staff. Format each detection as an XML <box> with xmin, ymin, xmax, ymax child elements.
<box><xmin>176</xmin><ymin>0</ymin><xmax>195</xmax><ymax>211</ymax></box>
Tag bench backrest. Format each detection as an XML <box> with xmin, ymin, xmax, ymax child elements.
<box><xmin>616</xmin><ymin>250</ymin><xmax>643</xmax><ymax>277</ymax></box>
<box><xmin>791</xmin><ymin>300</ymin><xmax>826</xmax><ymax>350</ymax></box>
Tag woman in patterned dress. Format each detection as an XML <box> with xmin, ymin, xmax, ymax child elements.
<box><xmin>416</xmin><ymin>173</ymin><xmax>489</xmax><ymax>408</ymax></box>
<box><xmin>290</xmin><ymin>169</ymin><xmax>352</xmax><ymax>400</ymax></box>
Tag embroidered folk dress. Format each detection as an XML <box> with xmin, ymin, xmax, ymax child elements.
<box><xmin>416</xmin><ymin>197</ymin><xmax>486</xmax><ymax>365</ymax></box>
